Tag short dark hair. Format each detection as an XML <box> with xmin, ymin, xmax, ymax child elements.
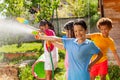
<box><xmin>97</xmin><ymin>18</ymin><xmax>112</xmax><ymax>29</ymax></box>
<box><xmin>73</xmin><ymin>19</ymin><xmax>87</xmax><ymax>30</ymax></box>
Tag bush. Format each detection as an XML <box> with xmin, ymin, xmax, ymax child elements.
<box><xmin>19</xmin><ymin>65</ymin><xmax>36</xmax><ymax>80</ymax></box>
<box><xmin>108</xmin><ymin>64</ymin><xmax>120</xmax><ymax>80</ymax></box>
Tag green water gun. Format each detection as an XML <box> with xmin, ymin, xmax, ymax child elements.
<box><xmin>32</xmin><ymin>30</ymin><xmax>39</xmax><ymax>35</ymax></box>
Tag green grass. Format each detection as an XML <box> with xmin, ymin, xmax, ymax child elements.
<box><xmin>0</xmin><ymin>42</ymin><xmax>42</xmax><ymax>53</ymax></box>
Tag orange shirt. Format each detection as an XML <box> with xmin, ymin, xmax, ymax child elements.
<box><xmin>90</xmin><ymin>33</ymin><xmax>116</xmax><ymax>64</ymax></box>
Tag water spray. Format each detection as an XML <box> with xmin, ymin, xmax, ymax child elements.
<box><xmin>0</xmin><ymin>18</ymin><xmax>38</xmax><ymax>46</ymax></box>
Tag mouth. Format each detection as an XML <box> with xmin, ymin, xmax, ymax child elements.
<box><xmin>77</xmin><ymin>35</ymin><xmax>82</xmax><ymax>38</ymax></box>
<box><xmin>76</xmin><ymin>36</ymin><xmax>82</xmax><ymax>39</ymax></box>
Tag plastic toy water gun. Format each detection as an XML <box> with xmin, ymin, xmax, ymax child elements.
<box><xmin>32</xmin><ymin>30</ymin><xmax>41</xmax><ymax>40</ymax></box>
<box><xmin>16</xmin><ymin>17</ymin><xmax>29</xmax><ymax>24</ymax></box>
<box><xmin>32</xmin><ymin>30</ymin><xmax>54</xmax><ymax>51</ymax></box>
<box><xmin>32</xmin><ymin>30</ymin><xmax>39</xmax><ymax>35</ymax></box>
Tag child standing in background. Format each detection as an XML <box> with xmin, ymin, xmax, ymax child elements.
<box><xmin>51</xmin><ymin>20</ymin><xmax>75</xmax><ymax>80</ymax></box>
<box><xmin>37</xmin><ymin>19</ymin><xmax>103</xmax><ymax>80</ymax></box>
<box><xmin>86</xmin><ymin>18</ymin><xmax>120</xmax><ymax>80</ymax></box>
<box><xmin>63</xmin><ymin>20</ymin><xmax>75</xmax><ymax>79</ymax></box>
<box><xmin>35</xmin><ymin>19</ymin><xmax>58</xmax><ymax>80</ymax></box>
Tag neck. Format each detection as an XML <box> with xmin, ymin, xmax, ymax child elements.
<box><xmin>77</xmin><ymin>38</ymin><xmax>86</xmax><ymax>44</ymax></box>
<box><xmin>102</xmin><ymin>34</ymin><xmax>109</xmax><ymax>38</ymax></box>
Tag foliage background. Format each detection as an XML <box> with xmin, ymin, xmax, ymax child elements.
<box><xmin>0</xmin><ymin>0</ymin><xmax>99</xmax><ymax>23</ymax></box>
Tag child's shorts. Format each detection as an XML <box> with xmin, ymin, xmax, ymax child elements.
<box><xmin>44</xmin><ymin>47</ymin><xmax>58</xmax><ymax>70</ymax></box>
<box><xmin>90</xmin><ymin>60</ymin><xmax>108</xmax><ymax>77</ymax></box>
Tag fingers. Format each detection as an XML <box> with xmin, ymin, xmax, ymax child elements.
<box><xmin>88</xmin><ymin>65</ymin><xmax>92</xmax><ymax>72</ymax></box>
<box><xmin>35</xmin><ymin>35</ymin><xmax>40</xmax><ymax>39</ymax></box>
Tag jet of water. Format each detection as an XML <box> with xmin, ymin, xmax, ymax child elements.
<box><xmin>0</xmin><ymin>19</ymin><xmax>38</xmax><ymax>46</ymax></box>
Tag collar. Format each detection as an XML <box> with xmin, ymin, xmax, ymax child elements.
<box><xmin>74</xmin><ymin>39</ymin><xmax>90</xmax><ymax>45</ymax></box>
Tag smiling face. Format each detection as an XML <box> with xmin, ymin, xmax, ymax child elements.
<box><xmin>97</xmin><ymin>18</ymin><xmax>112</xmax><ymax>37</ymax></box>
<box><xmin>99</xmin><ymin>25</ymin><xmax>111</xmax><ymax>37</ymax></box>
<box><xmin>74</xmin><ymin>25</ymin><xmax>87</xmax><ymax>40</ymax></box>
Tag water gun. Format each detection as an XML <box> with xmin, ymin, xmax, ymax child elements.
<box><xmin>16</xmin><ymin>17</ymin><xmax>29</xmax><ymax>24</ymax></box>
<box><xmin>32</xmin><ymin>30</ymin><xmax>41</xmax><ymax>40</ymax></box>
<box><xmin>32</xmin><ymin>30</ymin><xmax>54</xmax><ymax>52</ymax></box>
<box><xmin>32</xmin><ymin>30</ymin><xmax>39</xmax><ymax>35</ymax></box>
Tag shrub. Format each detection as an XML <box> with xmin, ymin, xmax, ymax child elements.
<box><xmin>19</xmin><ymin>65</ymin><xmax>36</xmax><ymax>80</ymax></box>
<box><xmin>108</xmin><ymin>64</ymin><xmax>120</xmax><ymax>80</ymax></box>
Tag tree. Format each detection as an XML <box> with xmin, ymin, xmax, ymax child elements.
<box><xmin>31</xmin><ymin>0</ymin><xmax>59</xmax><ymax>22</ymax></box>
<box><xmin>0</xmin><ymin>0</ymin><xmax>31</xmax><ymax>18</ymax></box>
<box><xmin>0</xmin><ymin>0</ymin><xmax>60</xmax><ymax>23</ymax></box>
<box><xmin>58</xmin><ymin>0</ymin><xmax>99</xmax><ymax>18</ymax></box>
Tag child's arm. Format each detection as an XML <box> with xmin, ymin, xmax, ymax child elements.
<box><xmin>39</xmin><ymin>34</ymin><xmax>63</xmax><ymax>43</ymax></box>
<box><xmin>112</xmin><ymin>50</ymin><xmax>120</xmax><ymax>66</ymax></box>
<box><xmin>52</xmin><ymin>42</ymin><xmax>65</xmax><ymax>50</ymax></box>
<box><xmin>33</xmin><ymin>31</ymin><xmax>65</xmax><ymax>49</ymax></box>
<box><xmin>88</xmin><ymin>51</ymin><xmax>103</xmax><ymax>71</ymax></box>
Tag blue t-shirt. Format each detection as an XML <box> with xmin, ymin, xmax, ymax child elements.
<box><xmin>62</xmin><ymin>38</ymin><xmax>100</xmax><ymax>80</ymax></box>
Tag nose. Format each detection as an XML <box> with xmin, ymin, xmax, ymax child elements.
<box><xmin>102</xmin><ymin>29</ymin><xmax>105</xmax><ymax>32</ymax></box>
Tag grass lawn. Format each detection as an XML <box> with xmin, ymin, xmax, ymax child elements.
<box><xmin>0</xmin><ymin>42</ymin><xmax>42</xmax><ymax>53</ymax></box>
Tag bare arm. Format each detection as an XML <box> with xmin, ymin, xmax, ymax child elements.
<box><xmin>39</xmin><ymin>34</ymin><xmax>63</xmax><ymax>43</ymax></box>
<box><xmin>52</xmin><ymin>42</ymin><xmax>65</xmax><ymax>50</ymax></box>
<box><xmin>88</xmin><ymin>51</ymin><xmax>103</xmax><ymax>71</ymax></box>
<box><xmin>112</xmin><ymin>50</ymin><xmax>120</xmax><ymax>66</ymax></box>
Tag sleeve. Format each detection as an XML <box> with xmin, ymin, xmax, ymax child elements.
<box><xmin>109</xmin><ymin>39</ymin><xmax>116</xmax><ymax>51</ymax></box>
<box><xmin>90</xmin><ymin>42</ymin><xmax>100</xmax><ymax>55</ymax></box>
<box><xmin>62</xmin><ymin>38</ymin><xmax>74</xmax><ymax>50</ymax></box>
<box><xmin>62</xmin><ymin>38</ymin><xmax>67</xmax><ymax>49</ymax></box>
<box><xmin>90</xmin><ymin>33</ymin><xmax>97</xmax><ymax>39</ymax></box>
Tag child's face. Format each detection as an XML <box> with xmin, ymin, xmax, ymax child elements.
<box><xmin>39</xmin><ymin>24</ymin><xmax>49</xmax><ymax>31</ymax></box>
<box><xmin>99</xmin><ymin>25</ymin><xmax>111</xmax><ymax>37</ymax></box>
<box><xmin>40</xmin><ymin>26</ymin><xmax>46</xmax><ymax>31</ymax></box>
<box><xmin>74</xmin><ymin>25</ymin><xmax>86</xmax><ymax>39</ymax></box>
